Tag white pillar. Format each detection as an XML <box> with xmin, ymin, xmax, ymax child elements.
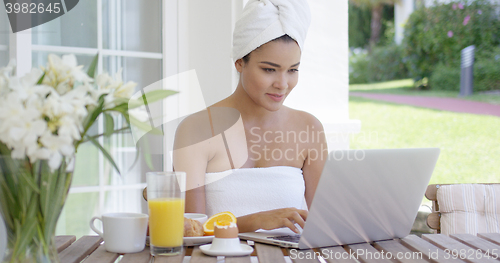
<box><xmin>395</xmin><ymin>0</ymin><xmax>415</xmax><ymax>45</ymax></box>
<box><xmin>284</xmin><ymin>0</ymin><xmax>360</xmax><ymax>150</ymax></box>
<box><xmin>9</xmin><ymin>30</ymin><xmax>32</xmax><ymax>76</ymax></box>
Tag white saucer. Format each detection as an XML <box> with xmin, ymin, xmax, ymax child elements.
<box><xmin>184</xmin><ymin>236</ymin><xmax>214</xmax><ymax>246</ymax></box>
<box><xmin>199</xmin><ymin>244</ymin><xmax>253</xmax><ymax>257</ymax></box>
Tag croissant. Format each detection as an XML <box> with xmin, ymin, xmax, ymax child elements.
<box><xmin>184</xmin><ymin>217</ymin><xmax>204</xmax><ymax>237</ymax></box>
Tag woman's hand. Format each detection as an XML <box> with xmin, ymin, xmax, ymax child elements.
<box><xmin>237</xmin><ymin>208</ymin><xmax>308</xmax><ymax>234</ymax></box>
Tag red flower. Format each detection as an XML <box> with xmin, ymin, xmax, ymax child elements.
<box><xmin>463</xmin><ymin>15</ymin><xmax>471</xmax><ymax>26</ymax></box>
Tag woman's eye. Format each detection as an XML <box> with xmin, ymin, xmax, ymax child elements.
<box><xmin>263</xmin><ymin>68</ymin><xmax>275</xmax><ymax>72</ymax></box>
<box><xmin>289</xmin><ymin>69</ymin><xmax>299</xmax><ymax>73</ymax></box>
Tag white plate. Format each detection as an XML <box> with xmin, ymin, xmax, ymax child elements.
<box><xmin>199</xmin><ymin>244</ymin><xmax>253</xmax><ymax>257</ymax></box>
<box><xmin>0</xmin><ymin>216</ymin><xmax>6</xmax><ymax>261</ymax></box>
<box><xmin>183</xmin><ymin>236</ymin><xmax>214</xmax><ymax>246</ymax></box>
<box><xmin>146</xmin><ymin>236</ymin><xmax>214</xmax><ymax>246</ymax></box>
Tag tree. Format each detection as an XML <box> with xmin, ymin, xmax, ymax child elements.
<box><xmin>350</xmin><ymin>0</ymin><xmax>398</xmax><ymax>48</ymax></box>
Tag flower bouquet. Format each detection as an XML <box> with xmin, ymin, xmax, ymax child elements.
<box><xmin>0</xmin><ymin>54</ymin><xmax>175</xmax><ymax>263</ymax></box>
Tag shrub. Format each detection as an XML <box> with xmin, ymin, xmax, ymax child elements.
<box><xmin>429</xmin><ymin>47</ymin><xmax>500</xmax><ymax>91</ymax></box>
<box><xmin>349</xmin><ymin>2</ymin><xmax>372</xmax><ymax>48</ymax></box>
<box><xmin>429</xmin><ymin>63</ymin><xmax>460</xmax><ymax>90</ymax></box>
<box><xmin>349</xmin><ymin>50</ymin><xmax>369</xmax><ymax>84</ymax></box>
<box><xmin>474</xmin><ymin>47</ymin><xmax>500</xmax><ymax>91</ymax></box>
<box><xmin>348</xmin><ymin>2</ymin><xmax>395</xmax><ymax>48</ymax></box>
<box><xmin>403</xmin><ymin>0</ymin><xmax>500</xmax><ymax>88</ymax></box>
<box><xmin>349</xmin><ymin>44</ymin><xmax>409</xmax><ymax>84</ymax></box>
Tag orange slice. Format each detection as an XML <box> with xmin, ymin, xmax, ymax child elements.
<box><xmin>203</xmin><ymin>211</ymin><xmax>237</xmax><ymax>235</ymax></box>
<box><xmin>215</xmin><ymin>220</ymin><xmax>232</xmax><ymax>227</ymax></box>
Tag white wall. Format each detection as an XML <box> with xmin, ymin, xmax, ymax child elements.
<box><xmin>178</xmin><ymin>0</ymin><xmax>241</xmax><ymax>108</ymax></box>
<box><xmin>177</xmin><ymin>0</ymin><xmax>360</xmax><ymax>151</ymax></box>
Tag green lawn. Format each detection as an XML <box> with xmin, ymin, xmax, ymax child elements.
<box><xmin>349</xmin><ymin>96</ymin><xmax>500</xmax><ymax>184</ymax></box>
<box><xmin>350</xmin><ymin>79</ymin><xmax>500</xmax><ymax>105</ymax></box>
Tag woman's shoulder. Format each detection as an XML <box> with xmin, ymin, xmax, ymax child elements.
<box><xmin>174</xmin><ymin>106</ymin><xmax>242</xmax><ymax>148</ymax></box>
<box><xmin>174</xmin><ymin>110</ymin><xmax>214</xmax><ymax>149</ymax></box>
<box><xmin>284</xmin><ymin>107</ymin><xmax>324</xmax><ymax>131</ymax></box>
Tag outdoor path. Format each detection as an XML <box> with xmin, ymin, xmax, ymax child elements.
<box><xmin>350</xmin><ymin>92</ymin><xmax>500</xmax><ymax>118</ymax></box>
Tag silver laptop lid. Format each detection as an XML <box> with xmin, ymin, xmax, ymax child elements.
<box><xmin>299</xmin><ymin>148</ymin><xmax>440</xmax><ymax>249</ymax></box>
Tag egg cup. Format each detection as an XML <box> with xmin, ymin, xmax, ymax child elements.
<box><xmin>199</xmin><ymin>239</ymin><xmax>253</xmax><ymax>257</ymax></box>
<box><xmin>200</xmin><ymin>221</ymin><xmax>253</xmax><ymax>256</ymax></box>
<box><xmin>210</xmin><ymin>237</ymin><xmax>242</xmax><ymax>251</ymax></box>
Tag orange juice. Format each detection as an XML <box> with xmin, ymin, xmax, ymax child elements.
<box><xmin>148</xmin><ymin>198</ymin><xmax>185</xmax><ymax>247</ymax></box>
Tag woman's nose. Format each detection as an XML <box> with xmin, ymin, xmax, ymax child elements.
<box><xmin>273</xmin><ymin>74</ymin><xmax>288</xmax><ymax>89</ymax></box>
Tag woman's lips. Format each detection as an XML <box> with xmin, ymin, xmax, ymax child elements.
<box><xmin>267</xmin><ymin>93</ymin><xmax>284</xmax><ymax>102</ymax></box>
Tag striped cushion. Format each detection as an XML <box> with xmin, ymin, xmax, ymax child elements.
<box><xmin>437</xmin><ymin>184</ymin><xmax>500</xmax><ymax>235</ymax></box>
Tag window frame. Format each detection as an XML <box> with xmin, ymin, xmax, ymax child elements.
<box><xmin>7</xmin><ymin>0</ymin><xmax>179</xmax><ymax>219</ymax></box>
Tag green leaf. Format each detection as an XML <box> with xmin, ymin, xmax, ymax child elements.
<box><xmin>104</xmin><ymin>113</ymin><xmax>114</xmax><ymax>137</ymax></box>
<box><xmin>18</xmin><ymin>166</ymin><xmax>39</xmax><ymax>194</ymax></box>
<box><xmin>36</xmin><ymin>72</ymin><xmax>45</xmax><ymax>85</ymax></box>
<box><xmin>128</xmin><ymin>90</ymin><xmax>178</xmax><ymax>109</ymax></box>
<box><xmin>87</xmin><ymin>53</ymin><xmax>99</xmax><ymax>78</ymax></box>
<box><xmin>107</xmin><ymin>103</ymin><xmax>129</xmax><ymax>113</ymax></box>
<box><xmin>141</xmin><ymin>136</ymin><xmax>155</xmax><ymax>170</ymax></box>
<box><xmin>142</xmin><ymin>90</ymin><xmax>178</xmax><ymax>104</ymax></box>
<box><xmin>128</xmin><ymin>136</ymin><xmax>155</xmax><ymax>172</ymax></box>
<box><xmin>130</xmin><ymin>115</ymin><xmax>163</xmax><ymax>135</ymax></box>
<box><xmin>77</xmin><ymin>95</ymin><xmax>106</xmax><ymax>150</ymax></box>
<box><xmin>40</xmin><ymin>162</ymin><xmax>71</xmax><ymax>242</ymax></box>
<box><xmin>88</xmin><ymin>136</ymin><xmax>121</xmax><ymax>175</ymax></box>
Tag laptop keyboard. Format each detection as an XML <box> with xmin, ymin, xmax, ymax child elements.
<box><xmin>267</xmin><ymin>234</ymin><xmax>301</xmax><ymax>243</ymax></box>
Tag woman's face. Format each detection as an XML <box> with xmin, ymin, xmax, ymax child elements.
<box><xmin>235</xmin><ymin>40</ymin><xmax>301</xmax><ymax>112</ymax></box>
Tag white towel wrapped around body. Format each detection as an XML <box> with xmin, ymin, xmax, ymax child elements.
<box><xmin>205</xmin><ymin>166</ymin><xmax>306</xmax><ymax>217</ymax></box>
<box><xmin>232</xmin><ymin>0</ymin><xmax>311</xmax><ymax>61</ymax></box>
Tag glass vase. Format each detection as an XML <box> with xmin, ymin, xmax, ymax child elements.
<box><xmin>0</xmin><ymin>154</ymin><xmax>72</xmax><ymax>263</ymax></box>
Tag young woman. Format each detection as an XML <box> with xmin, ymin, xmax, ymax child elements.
<box><xmin>173</xmin><ymin>0</ymin><xmax>328</xmax><ymax>234</ymax></box>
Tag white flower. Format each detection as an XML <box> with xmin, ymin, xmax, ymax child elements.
<box><xmin>8</xmin><ymin>68</ymin><xmax>44</xmax><ymax>100</ymax></box>
<box><xmin>10</xmin><ymin>141</ymin><xmax>27</xmax><ymax>159</ymax></box>
<box><xmin>8</xmin><ymin>114</ymin><xmax>46</xmax><ymax>145</ymax></box>
<box><xmin>39</xmin><ymin>131</ymin><xmax>74</xmax><ymax>170</ymax></box>
<box><xmin>114</xmin><ymin>81</ymin><xmax>136</xmax><ymax>99</ymax></box>
<box><xmin>0</xmin><ymin>59</ymin><xmax>15</xmax><ymax>96</ymax></box>
<box><xmin>42</xmin><ymin>54</ymin><xmax>93</xmax><ymax>95</ymax></box>
<box><xmin>40</xmin><ymin>88</ymin><xmax>91</xmax><ymax>138</ymax></box>
<box><xmin>0</xmin><ymin>96</ymin><xmax>47</xmax><ymax>160</ymax></box>
<box><xmin>62</xmin><ymin>54</ymin><xmax>93</xmax><ymax>83</ymax></box>
<box><xmin>96</xmin><ymin>69</ymin><xmax>137</xmax><ymax>109</ymax></box>
<box><xmin>0</xmin><ymin>53</ymin><xmax>143</xmax><ymax>171</ymax></box>
<box><xmin>0</xmin><ymin>92</ymin><xmax>23</xmax><ymax>123</ymax></box>
<box><xmin>62</xmin><ymin>86</ymin><xmax>94</xmax><ymax>119</ymax></box>
<box><xmin>57</xmin><ymin>115</ymin><xmax>82</xmax><ymax>141</ymax></box>
<box><xmin>96</xmin><ymin>72</ymin><xmax>114</xmax><ymax>89</ymax></box>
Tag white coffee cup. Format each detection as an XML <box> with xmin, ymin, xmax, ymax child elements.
<box><xmin>90</xmin><ymin>212</ymin><xmax>148</xmax><ymax>253</ymax></box>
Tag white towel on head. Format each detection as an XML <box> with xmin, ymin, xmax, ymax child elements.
<box><xmin>232</xmin><ymin>0</ymin><xmax>311</xmax><ymax>61</ymax></box>
<box><xmin>205</xmin><ymin>166</ymin><xmax>306</xmax><ymax>217</ymax></box>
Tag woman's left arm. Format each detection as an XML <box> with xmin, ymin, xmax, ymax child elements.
<box><xmin>302</xmin><ymin>116</ymin><xmax>328</xmax><ymax>209</ymax></box>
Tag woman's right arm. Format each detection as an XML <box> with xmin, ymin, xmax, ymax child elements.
<box><xmin>172</xmin><ymin>114</ymin><xmax>213</xmax><ymax>214</ymax></box>
<box><xmin>237</xmin><ymin>208</ymin><xmax>308</xmax><ymax>234</ymax></box>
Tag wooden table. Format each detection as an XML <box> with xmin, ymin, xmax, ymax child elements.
<box><xmin>55</xmin><ymin>233</ymin><xmax>500</xmax><ymax>263</ymax></box>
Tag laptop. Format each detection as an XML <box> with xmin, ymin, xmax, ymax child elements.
<box><xmin>239</xmin><ymin>148</ymin><xmax>440</xmax><ymax>249</ymax></box>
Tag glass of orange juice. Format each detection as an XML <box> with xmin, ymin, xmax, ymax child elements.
<box><xmin>146</xmin><ymin>171</ymin><xmax>186</xmax><ymax>256</ymax></box>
